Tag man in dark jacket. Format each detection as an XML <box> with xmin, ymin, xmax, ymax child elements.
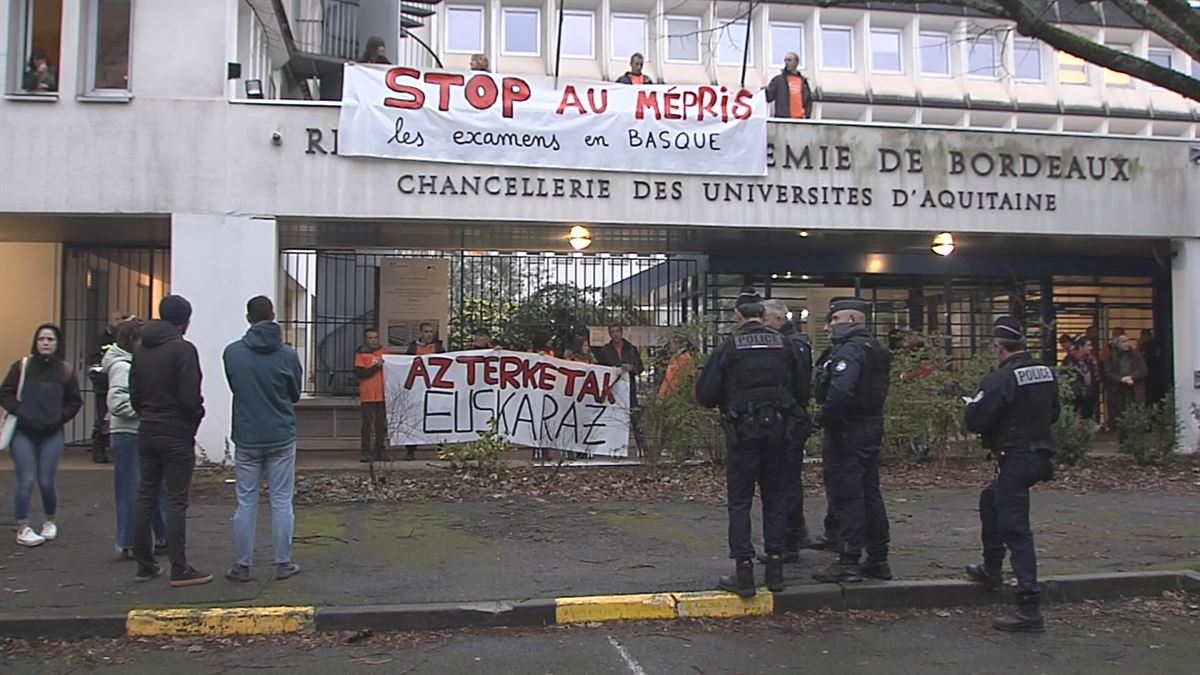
<box><xmin>597</xmin><ymin>325</ymin><xmax>647</xmax><ymax>452</ymax></box>
<box><xmin>129</xmin><ymin>294</ymin><xmax>211</xmax><ymax>587</ymax></box>
<box><xmin>616</xmin><ymin>53</ymin><xmax>655</xmax><ymax>85</ymax></box>
<box><xmin>764</xmin><ymin>52</ymin><xmax>813</xmax><ymax>119</ymax></box>
<box><xmin>763</xmin><ymin>299</ymin><xmax>814</xmax><ymax>558</ymax></box>
<box><xmin>223</xmin><ymin>296</ymin><xmax>303</xmax><ymax>583</ymax></box>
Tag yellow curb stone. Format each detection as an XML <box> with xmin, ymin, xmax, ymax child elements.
<box><xmin>555</xmin><ymin>593</ymin><xmax>678</xmax><ymax>624</ymax></box>
<box><xmin>126</xmin><ymin>606</ymin><xmax>315</xmax><ymax>637</ymax></box>
<box><xmin>674</xmin><ymin>590</ymin><xmax>774</xmax><ymax>618</ymax></box>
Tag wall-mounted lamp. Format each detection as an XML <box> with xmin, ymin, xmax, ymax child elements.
<box><xmin>931</xmin><ymin>232</ymin><xmax>955</xmax><ymax>256</ymax></box>
<box><xmin>568</xmin><ymin>225</ymin><xmax>592</xmax><ymax>251</ymax></box>
<box><xmin>245</xmin><ymin>79</ymin><xmax>264</xmax><ymax>99</ymax></box>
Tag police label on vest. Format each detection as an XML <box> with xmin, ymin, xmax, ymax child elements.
<box><xmin>734</xmin><ymin>333</ymin><xmax>784</xmax><ymax>350</ymax></box>
<box><xmin>1014</xmin><ymin>365</ymin><xmax>1054</xmax><ymax>386</ymax></box>
<box><xmin>835</xmin><ymin>360</ymin><xmax>848</xmax><ymax>372</ymax></box>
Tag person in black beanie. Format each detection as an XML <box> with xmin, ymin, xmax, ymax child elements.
<box><xmin>129</xmin><ymin>294</ymin><xmax>211</xmax><ymax>587</ymax></box>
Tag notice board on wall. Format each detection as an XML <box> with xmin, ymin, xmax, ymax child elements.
<box><xmin>379</xmin><ymin>258</ymin><xmax>449</xmax><ymax>349</ymax></box>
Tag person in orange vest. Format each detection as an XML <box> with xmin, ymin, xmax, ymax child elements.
<box><xmin>354</xmin><ymin>328</ymin><xmax>388</xmax><ymax>463</ymax></box>
<box><xmin>616</xmin><ymin>53</ymin><xmax>655</xmax><ymax>85</ymax></box>
<box><xmin>658</xmin><ymin>332</ymin><xmax>696</xmax><ymax>399</ymax></box>
<box><xmin>765</xmin><ymin>52</ymin><xmax>813</xmax><ymax>119</ymax></box>
<box><xmin>404</xmin><ymin>323</ymin><xmax>443</xmax><ymax>460</ymax></box>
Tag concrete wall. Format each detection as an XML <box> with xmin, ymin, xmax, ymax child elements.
<box><xmin>0</xmin><ymin>244</ymin><xmax>61</xmax><ymax>368</ymax></box>
<box><xmin>1171</xmin><ymin>238</ymin><xmax>1200</xmax><ymax>454</ymax></box>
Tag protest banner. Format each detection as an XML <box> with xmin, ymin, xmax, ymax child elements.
<box><xmin>336</xmin><ymin>64</ymin><xmax>768</xmax><ymax>176</ymax></box>
<box><xmin>383</xmin><ymin>350</ymin><xmax>632</xmax><ymax>456</ymax></box>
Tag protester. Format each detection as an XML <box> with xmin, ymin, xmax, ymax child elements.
<box><xmin>22</xmin><ymin>50</ymin><xmax>57</xmax><ymax>92</ymax></box>
<box><xmin>103</xmin><ymin>318</ymin><xmax>167</xmax><ymax>559</ymax></box>
<box><xmin>1138</xmin><ymin>328</ymin><xmax>1165</xmax><ymax>402</ymax></box>
<box><xmin>616</xmin><ymin>53</ymin><xmax>654</xmax><ymax>85</ymax></box>
<box><xmin>357</xmin><ymin>36</ymin><xmax>390</xmax><ymax>64</ymax></box>
<box><xmin>355</xmin><ymin>328</ymin><xmax>388</xmax><ymax>463</ymax></box>
<box><xmin>223</xmin><ymin>296</ymin><xmax>303</xmax><ymax>583</ymax></box>
<box><xmin>657</xmin><ymin>331</ymin><xmax>695</xmax><ymax>399</ymax></box>
<box><xmin>597</xmin><ymin>325</ymin><xmax>646</xmax><ymax>451</ymax></box>
<box><xmin>470</xmin><ymin>327</ymin><xmax>493</xmax><ymax>349</ymax></box>
<box><xmin>130</xmin><ymin>294</ymin><xmax>210</xmax><ymax>587</ymax></box>
<box><xmin>563</xmin><ymin>335</ymin><xmax>596</xmax><ymax>364</ymax></box>
<box><xmin>1062</xmin><ymin>337</ymin><xmax>1101</xmax><ymax>424</ymax></box>
<box><xmin>469</xmin><ymin>53</ymin><xmax>490</xmax><ymax>72</ymax></box>
<box><xmin>1</xmin><ymin>324</ymin><xmax>83</xmax><ymax>547</ymax></box>
<box><xmin>532</xmin><ymin>331</ymin><xmax>556</xmax><ymax>358</ymax></box>
<box><xmin>1057</xmin><ymin>334</ymin><xmax>1075</xmax><ymax>362</ymax></box>
<box><xmin>88</xmin><ymin>311</ymin><xmax>126</xmax><ymax>464</ymax></box>
<box><xmin>405</xmin><ymin>323</ymin><xmax>443</xmax><ymax>460</ymax></box>
<box><xmin>1105</xmin><ymin>333</ymin><xmax>1147</xmax><ymax>435</ymax></box>
<box><xmin>764</xmin><ymin>52</ymin><xmax>813</xmax><ymax>119</ymax></box>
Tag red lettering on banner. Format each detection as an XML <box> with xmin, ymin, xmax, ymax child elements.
<box><xmin>404</xmin><ymin>358</ymin><xmax>431</xmax><ymax>389</ymax></box>
<box><xmin>556</xmin><ymin>86</ymin><xmax>586</xmax><ymax>115</ymax></box>
<box><xmin>499</xmin><ymin>356</ymin><xmax>523</xmax><ymax>390</ymax></box>
<box><xmin>538</xmin><ymin>364</ymin><xmax>557</xmax><ymax>390</ymax></box>
<box><xmin>425</xmin><ymin>72</ymin><xmax>465</xmax><ymax>110</ymax></box>
<box><xmin>598</xmin><ymin>372</ymin><xmax>617</xmax><ymax>404</ymax></box>
<box><xmin>483</xmin><ymin>356</ymin><xmax>500</xmax><ymax>385</ymax></box>
<box><xmin>521</xmin><ymin>362</ymin><xmax>541</xmax><ymax>388</ymax></box>
<box><xmin>587</xmin><ymin>88</ymin><xmax>608</xmax><ymax>113</ymax></box>
<box><xmin>663</xmin><ymin>87</ymin><xmax>682</xmax><ymax>120</ymax></box>
<box><xmin>635</xmin><ymin>90</ymin><xmax>661</xmax><ymax>120</ymax></box>
<box><xmin>680</xmin><ymin>90</ymin><xmax>699</xmax><ymax>119</ymax></box>
<box><xmin>501</xmin><ymin>77</ymin><xmax>532</xmax><ymax>118</ymax></box>
<box><xmin>427</xmin><ymin>356</ymin><xmax>454</xmax><ymax>389</ymax></box>
<box><xmin>557</xmin><ymin>366</ymin><xmax>586</xmax><ymax>397</ymax></box>
<box><xmin>732</xmin><ymin>89</ymin><xmax>754</xmax><ymax>121</ymax></box>
<box><xmin>456</xmin><ymin>355</ymin><xmax>486</xmax><ymax>385</ymax></box>
<box><xmin>383</xmin><ymin>67</ymin><xmax>424</xmax><ymax>109</ymax></box>
<box><xmin>698</xmin><ymin>87</ymin><xmax>718</xmax><ymax>121</ymax></box>
<box><xmin>577</xmin><ymin>371</ymin><xmax>601</xmax><ymax>403</ymax></box>
<box><xmin>465</xmin><ymin>74</ymin><xmax>498</xmax><ymax>111</ymax></box>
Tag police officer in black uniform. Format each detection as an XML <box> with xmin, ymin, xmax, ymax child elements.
<box><xmin>762</xmin><ymin>299</ymin><xmax>813</xmax><ymax>558</ymax></box>
<box><xmin>812</xmin><ymin>297</ymin><xmax>892</xmax><ymax>583</ymax></box>
<box><xmin>964</xmin><ymin>317</ymin><xmax>1059</xmax><ymax>633</ymax></box>
<box><xmin>696</xmin><ymin>288</ymin><xmax>809</xmax><ymax>597</ymax></box>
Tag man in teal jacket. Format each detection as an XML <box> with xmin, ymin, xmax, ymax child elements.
<box><xmin>222</xmin><ymin>296</ymin><xmax>303</xmax><ymax>583</ymax></box>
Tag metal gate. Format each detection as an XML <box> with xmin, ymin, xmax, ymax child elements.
<box><xmin>60</xmin><ymin>246</ymin><xmax>171</xmax><ymax>445</ymax></box>
<box><xmin>280</xmin><ymin>249</ymin><xmax>703</xmax><ymax>397</ymax></box>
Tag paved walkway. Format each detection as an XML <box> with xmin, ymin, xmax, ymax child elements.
<box><xmin>1</xmin><ymin>469</ymin><xmax>1195</xmax><ymax>617</ymax></box>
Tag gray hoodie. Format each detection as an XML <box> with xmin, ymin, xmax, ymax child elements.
<box><xmin>102</xmin><ymin>344</ymin><xmax>139</xmax><ymax>434</ymax></box>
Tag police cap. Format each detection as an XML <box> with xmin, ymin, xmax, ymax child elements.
<box><xmin>829</xmin><ymin>296</ymin><xmax>870</xmax><ymax>315</ymax></box>
<box><xmin>736</xmin><ymin>287</ymin><xmax>763</xmax><ymax>308</ymax></box>
<box><xmin>992</xmin><ymin>316</ymin><xmax>1024</xmax><ymax>340</ymax></box>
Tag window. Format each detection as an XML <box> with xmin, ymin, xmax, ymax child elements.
<box><xmin>561</xmin><ymin>11</ymin><xmax>594</xmax><ymax>59</ymax></box>
<box><xmin>501</xmin><ymin>8</ymin><xmax>540</xmax><ymax>56</ymax></box>
<box><xmin>611</xmin><ymin>14</ymin><xmax>647</xmax><ymax>60</ymax></box>
<box><xmin>1059</xmin><ymin>51</ymin><xmax>1088</xmax><ymax>84</ymax></box>
<box><xmin>1193</xmin><ymin>59</ymin><xmax>1200</xmax><ymax>79</ymax></box>
<box><xmin>1013</xmin><ymin>38</ymin><xmax>1042</xmax><ymax>82</ymax></box>
<box><xmin>89</xmin><ymin>0</ymin><xmax>132</xmax><ymax>92</ymax></box>
<box><xmin>664</xmin><ymin>16</ymin><xmax>701</xmax><ymax>63</ymax></box>
<box><xmin>717</xmin><ymin>20</ymin><xmax>752</xmax><ymax>66</ymax></box>
<box><xmin>445</xmin><ymin>5</ymin><xmax>484</xmax><ymax>54</ymax></box>
<box><xmin>1148</xmin><ymin>47</ymin><xmax>1173</xmax><ymax>70</ymax></box>
<box><xmin>820</xmin><ymin>26</ymin><xmax>854</xmax><ymax>71</ymax></box>
<box><xmin>967</xmin><ymin>35</ymin><xmax>998</xmax><ymax>78</ymax></box>
<box><xmin>11</xmin><ymin>0</ymin><xmax>63</xmax><ymax>94</ymax></box>
<box><xmin>1104</xmin><ymin>43</ymin><xmax>1132</xmax><ymax>86</ymax></box>
<box><xmin>770</xmin><ymin>22</ymin><xmax>804</xmax><ymax>68</ymax></box>
<box><xmin>919</xmin><ymin>31</ymin><xmax>951</xmax><ymax>75</ymax></box>
<box><xmin>869</xmin><ymin>28</ymin><xmax>902</xmax><ymax>73</ymax></box>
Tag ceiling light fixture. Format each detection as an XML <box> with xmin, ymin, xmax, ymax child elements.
<box><xmin>931</xmin><ymin>232</ymin><xmax>955</xmax><ymax>256</ymax></box>
<box><xmin>799</xmin><ymin>230</ymin><xmax>809</xmax><ymax>238</ymax></box>
<box><xmin>568</xmin><ymin>225</ymin><xmax>592</xmax><ymax>251</ymax></box>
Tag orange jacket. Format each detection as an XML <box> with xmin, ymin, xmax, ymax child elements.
<box><xmin>354</xmin><ymin>347</ymin><xmax>387</xmax><ymax>403</ymax></box>
<box><xmin>659</xmin><ymin>351</ymin><xmax>696</xmax><ymax>399</ymax></box>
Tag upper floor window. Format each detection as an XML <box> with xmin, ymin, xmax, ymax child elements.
<box><xmin>88</xmin><ymin>0</ymin><xmax>132</xmax><ymax>92</ymax></box>
<box><xmin>1058</xmin><ymin>51</ymin><xmax>1088</xmax><ymax>84</ymax></box>
<box><xmin>820</xmin><ymin>25</ymin><xmax>854</xmax><ymax>71</ymax></box>
<box><xmin>1013</xmin><ymin>38</ymin><xmax>1043</xmax><ymax>82</ymax></box>
<box><xmin>919</xmin><ymin>32</ymin><xmax>951</xmax><ymax>75</ymax></box>
<box><xmin>869</xmin><ymin>28</ymin><xmax>902</xmax><ymax>74</ymax></box>
<box><xmin>611</xmin><ymin>14</ymin><xmax>647</xmax><ymax>61</ymax></box>
<box><xmin>501</xmin><ymin>7</ymin><xmax>540</xmax><ymax>56</ymax></box>
<box><xmin>770</xmin><ymin>22</ymin><xmax>804</xmax><ymax>69</ymax></box>
<box><xmin>967</xmin><ymin>35</ymin><xmax>998</xmax><ymax>78</ymax></box>
<box><xmin>717</xmin><ymin>20</ymin><xmax>752</xmax><ymax>66</ymax></box>
<box><xmin>561</xmin><ymin>10</ymin><xmax>594</xmax><ymax>59</ymax></box>
<box><xmin>10</xmin><ymin>0</ymin><xmax>63</xmax><ymax>95</ymax></box>
<box><xmin>664</xmin><ymin>15</ymin><xmax>701</xmax><ymax>63</ymax></box>
<box><xmin>1147</xmin><ymin>47</ymin><xmax>1174</xmax><ymax>70</ymax></box>
<box><xmin>1193</xmin><ymin>59</ymin><xmax>1200</xmax><ymax>79</ymax></box>
<box><xmin>1103</xmin><ymin>43</ymin><xmax>1132</xmax><ymax>86</ymax></box>
<box><xmin>445</xmin><ymin>5</ymin><xmax>484</xmax><ymax>54</ymax></box>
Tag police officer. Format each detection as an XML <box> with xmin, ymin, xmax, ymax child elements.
<box><xmin>812</xmin><ymin>297</ymin><xmax>892</xmax><ymax>583</ymax></box>
<box><xmin>696</xmin><ymin>288</ymin><xmax>809</xmax><ymax>597</ymax></box>
<box><xmin>762</xmin><ymin>299</ymin><xmax>813</xmax><ymax>559</ymax></box>
<box><xmin>964</xmin><ymin>316</ymin><xmax>1059</xmax><ymax>633</ymax></box>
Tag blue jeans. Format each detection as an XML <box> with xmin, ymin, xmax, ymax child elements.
<box><xmin>10</xmin><ymin>429</ymin><xmax>63</xmax><ymax>523</ymax></box>
<box><xmin>233</xmin><ymin>443</ymin><xmax>296</xmax><ymax>567</ymax></box>
<box><xmin>112</xmin><ymin>433</ymin><xmax>166</xmax><ymax>551</ymax></box>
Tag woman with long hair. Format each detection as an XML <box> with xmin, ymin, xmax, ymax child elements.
<box><xmin>359</xmin><ymin>36</ymin><xmax>390</xmax><ymax>64</ymax></box>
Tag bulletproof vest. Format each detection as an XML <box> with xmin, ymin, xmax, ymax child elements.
<box><xmin>813</xmin><ymin>346</ymin><xmax>834</xmax><ymax>404</ymax></box>
<box><xmin>990</xmin><ymin>352</ymin><xmax>1057</xmax><ymax>451</ymax></box>
<box><xmin>723</xmin><ymin>324</ymin><xmax>795</xmax><ymax>415</ymax></box>
<box><xmin>826</xmin><ymin>334</ymin><xmax>891</xmax><ymax>413</ymax></box>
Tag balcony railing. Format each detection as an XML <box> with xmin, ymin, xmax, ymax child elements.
<box><xmin>292</xmin><ymin>0</ymin><xmax>360</xmax><ymax>61</ymax></box>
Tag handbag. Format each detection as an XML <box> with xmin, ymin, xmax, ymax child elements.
<box><xmin>0</xmin><ymin>357</ymin><xmax>29</xmax><ymax>450</ymax></box>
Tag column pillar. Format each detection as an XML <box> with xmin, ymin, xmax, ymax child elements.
<box><xmin>171</xmin><ymin>214</ymin><xmax>278</xmax><ymax>464</ymax></box>
<box><xmin>1170</xmin><ymin>238</ymin><xmax>1200</xmax><ymax>454</ymax></box>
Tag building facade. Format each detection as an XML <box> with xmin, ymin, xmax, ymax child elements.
<box><xmin>1</xmin><ymin>0</ymin><xmax>1198</xmax><ymax>461</ymax></box>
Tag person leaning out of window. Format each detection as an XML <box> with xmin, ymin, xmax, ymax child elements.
<box><xmin>616</xmin><ymin>53</ymin><xmax>654</xmax><ymax>85</ymax></box>
<box><xmin>23</xmin><ymin>50</ymin><xmax>58</xmax><ymax>93</ymax></box>
<box><xmin>358</xmin><ymin>36</ymin><xmax>390</xmax><ymax>64</ymax></box>
<box><xmin>470</xmin><ymin>53</ymin><xmax>490</xmax><ymax>72</ymax></box>
<box><xmin>764</xmin><ymin>52</ymin><xmax>813</xmax><ymax>120</ymax></box>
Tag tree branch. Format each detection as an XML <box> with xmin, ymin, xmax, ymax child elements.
<box><xmin>1145</xmin><ymin>0</ymin><xmax>1200</xmax><ymax>46</ymax></box>
<box><xmin>1110</xmin><ymin>0</ymin><xmax>1200</xmax><ymax>62</ymax></box>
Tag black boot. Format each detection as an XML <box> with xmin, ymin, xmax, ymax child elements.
<box><xmin>718</xmin><ymin>559</ymin><xmax>756</xmax><ymax>598</ymax></box>
<box><xmin>764</xmin><ymin>554</ymin><xmax>785</xmax><ymax>592</ymax></box>
<box><xmin>92</xmin><ymin>437</ymin><xmax>110</xmax><ymax>464</ymax></box>
<box><xmin>812</xmin><ymin>554</ymin><xmax>862</xmax><ymax>584</ymax></box>
<box><xmin>994</xmin><ymin>589</ymin><xmax>1044</xmax><ymax>633</ymax></box>
<box><xmin>965</xmin><ymin>563</ymin><xmax>1003</xmax><ymax>591</ymax></box>
<box><xmin>860</xmin><ymin>558</ymin><xmax>893</xmax><ymax>580</ymax></box>
<box><xmin>807</xmin><ymin>533</ymin><xmax>839</xmax><ymax>551</ymax></box>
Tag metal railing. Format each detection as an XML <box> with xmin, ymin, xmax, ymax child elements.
<box><xmin>292</xmin><ymin>0</ymin><xmax>360</xmax><ymax>60</ymax></box>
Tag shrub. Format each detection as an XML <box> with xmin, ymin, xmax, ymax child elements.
<box><xmin>640</xmin><ymin>316</ymin><xmax>725</xmax><ymax>466</ymax></box>
<box><xmin>1052</xmin><ymin>368</ymin><xmax>1094</xmax><ymax>467</ymax></box>
<box><xmin>437</xmin><ymin>419</ymin><xmax>514</xmax><ymax>473</ymax></box>
<box><xmin>1117</xmin><ymin>393</ymin><xmax>1181</xmax><ymax>466</ymax></box>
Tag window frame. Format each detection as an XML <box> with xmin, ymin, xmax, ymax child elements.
<box><xmin>1103</xmin><ymin>43</ymin><xmax>1133</xmax><ymax>86</ymax></box>
<box><xmin>9</xmin><ymin>0</ymin><xmax>64</xmax><ymax>97</ymax></box>
<box><xmin>1012</xmin><ymin>37</ymin><xmax>1043</xmax><ymax>83</ymax></box>
<box><xmin>769</xmin><ymin>21</ymin><xmax>804</xmax><ymax>69</ymax></box>
<box><xmin>966</xmin><ymin>34</ymin><xmax>999</xmax><ymax>79</ymax></box>
<box><xmin>1057</xmin><ymin>50</ymin><xmax>1089</xmax><ymax>85</ymax></box>
<box><xmin>85</xmin><ymin>0</ymin><xmax>134</xmax><ymax>95</ymax></box>
<box><xmin>918</xmin><ymin>31</ymin><xmax>952</xmax><ymax>77</ymax></box>
<box><xmin>820</xmin><ymin>25</ymin><xmax>855</xmax><ymax>72</ymax></box>
<box><xmin>716</xmin><ymin>18</ymin><xmax>753</xmax><ymax>67</ymax></box>
<box><xmin>663</xmin><ymin>14</ymin><xmax>702</xmax><ymax>64</ymax></box>
<box><xmin>444</xmin><ymin>4</ymin><xmax>485</xmax><ymax>55</ymax></box>
<box><xmin>500</xmin><ymin>7</ymin><xmax>541</xmax><ymax>57</ymax></box>
<box><xmin>560</xmin><ymin>9</ymin><xmax>595</xmax><ymax>60</ymax></box>
<box><xmin>610</xmin><ymin>12</ymin><xmax>648</xmax><ymax>61</ymax></box>
<box><xmin>869</xmin><ymin>27</ymin><xmax>903</xmax><ymax>74</ymax></box>
<box><xmin>1147</xmin><ymin>47</ymin><xmax>1174</xmax><ymax>70</ymax></box>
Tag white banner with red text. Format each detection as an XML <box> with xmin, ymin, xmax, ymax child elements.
<box><xmin>337</xmin><ymin>64</ymin><xmax>768</xmax><ymax>176</ymax></box>
<box><xmin>383</xmin><ymin>350</ymin><xmax>632</xmax><ymax>456</ymax></box>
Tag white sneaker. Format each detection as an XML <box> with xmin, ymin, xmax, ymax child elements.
<box><xmin>40</xmin><ymin>522</ymin><xmax>57</xmax><ymax>541</ymax></box>
<box><xmin>16</xmin><ymin>526</ymin><xmax>45</xmax><ymax>547</ymax></box>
